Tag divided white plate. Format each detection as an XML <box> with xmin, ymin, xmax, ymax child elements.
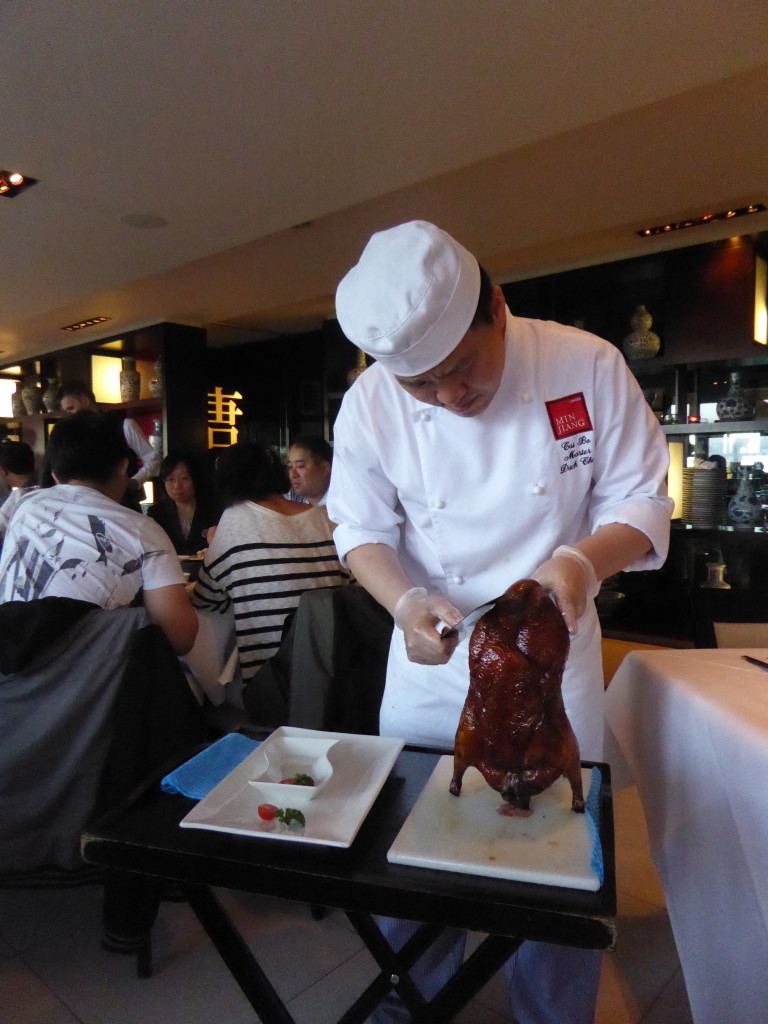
<box><xmin>246</xmin><ymin>736</ymin><xmax>337</xmax><ymax>802</ymax></box>
<box><xmin>180</xmin><ymin>726</ymin><xmax>404</xmax><ymax>848</ymax></box>
<box><xmin>388</xmin><ymin>757</ymin><xmax>601</xmax><ymax>891</ymax></box>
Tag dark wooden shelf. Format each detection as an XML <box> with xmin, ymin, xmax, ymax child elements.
<box><xmin>672</xmin><ymin>521</ymin><xmax>768</xmax><ymax>534</ymax></box>
<box><xmin>662</xmin><ymin>419</ymin><xmax>768</xmax><ymax>435</ymax></box>
<box><xmin>102</xmin><ymin>398</ymin><xmax>162</xmax><ymax>414</ymax></box>
<box><xmin>0</xmin><ymin>412</ymin><xmax>62</xmax><ymax>422</ymax></box>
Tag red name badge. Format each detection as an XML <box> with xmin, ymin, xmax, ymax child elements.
<box><xmin>545</xmin><ymin>392</ymin><xmax>593</xmax><ymax>440</ymax></box>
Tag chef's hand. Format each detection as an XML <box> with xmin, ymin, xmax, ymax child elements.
<box><xmin>529</xmin><ymin>546</ymin><xmax>600</xmax><ymax>635</ymax></box>
<box><xmin>393</xmin><ymin>587</ymin><xmax>463</xmax><ymax>665</ymax></box>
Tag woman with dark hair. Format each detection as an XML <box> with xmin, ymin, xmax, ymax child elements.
<box><xmin>147</xmin><ymin>450</ymin><xmax>220</xmax><ymax>556</ymax></box>
<box><xmin>192</xmin><ymin>441</ymin><xmax>348</xmax><ymax>721</ymax></box>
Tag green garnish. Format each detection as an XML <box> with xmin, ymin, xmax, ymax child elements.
<box><xmin>293</xmin><ymin>773</ymin><xmax>314</xmax><ymax>786</ymax></box>
<box><xmin>275</xmin><ymin>807</ymin><xmax>306</xmax><ymax>827</ymax></box>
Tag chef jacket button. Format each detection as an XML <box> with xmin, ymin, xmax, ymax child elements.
<box><xmin>532</xmin><ymin>484</ymin><xmax>545</xmax><ymax>495</ymax></box>
<box><xmin>452</xmin><ymin>575</ymin><xmax>465</xmax><ymax>585</ymax></box>
<box><xmin>520</xmin><ymin>391</ymin><xmax>532</xmax><ymax>403</ymax></box>
<box><xmin>420</xmin><ymin>411</ymin><xmax>431</xmax><ymax>422</ymax></box>
<box><xmin>434</xmin><ymin>499</ymin><xmax>446</xmax><ymax>510</ymax></box>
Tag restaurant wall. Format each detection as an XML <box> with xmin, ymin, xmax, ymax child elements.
<box><xmin>203</xmin><ymin>330</ymin><xmax>326</xmax><ymax>453</ymax></box>
<box><xmin>501</xmin><ymin>233</ymin><xmax>767</xmax><ymax>364</ymax></box>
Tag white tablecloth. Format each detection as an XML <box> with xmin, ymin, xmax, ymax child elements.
<box><xmin>604</xmin><ymin>648</ymin><xmax>768</xmax><ymax>1024</ymax></box>
<box><xmin>181</xmin><ymin>607</ymin><xmax>240</xmax><ymax>706</ymax></box>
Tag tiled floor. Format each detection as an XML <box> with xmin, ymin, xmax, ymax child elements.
<box><xmin>0</xmin><ymin>785</ymin><xmax>693</xmax><ymax>1024</ymax></box>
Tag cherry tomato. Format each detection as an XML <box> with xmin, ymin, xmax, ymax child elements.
<box><xmin>257</xmin><ymin>803</ymin><xmax>278</xmax><ymax>821</ymax></box>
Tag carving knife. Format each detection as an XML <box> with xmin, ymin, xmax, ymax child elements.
<box><xmin>741</xmin><ymin>654</ymin><xmax>768</xmax><ymax>673</ymax></box>
<box><xmin>435</xmin><ymin>602</ymin><xmax>495</xmax><ymax>641</ymax></box>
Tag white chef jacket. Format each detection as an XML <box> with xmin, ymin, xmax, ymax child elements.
<box><xmin>327</xmin><ymin>311</ymin><xmax>673</xmax><ymax>757</ymax></box>
<box><xmin>122</xmin><ymin>417</ymin><xmax>161</xmax><ymax>486</ymax></box>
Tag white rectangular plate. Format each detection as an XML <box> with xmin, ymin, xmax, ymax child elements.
<box><xmin>180</xmin><ymin>726</ymin><xmax>404</xmax><ymax>848</ymax></box>
<box><xmin>388</xmin><ymin>757</ymin><xmax>600</xmax><ymax>891</ymax></box>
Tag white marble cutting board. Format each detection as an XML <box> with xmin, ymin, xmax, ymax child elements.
<box><xmin>388</xmin><ymin>757</ymin><xmax>600</xmax><ymax>891</ymax></box>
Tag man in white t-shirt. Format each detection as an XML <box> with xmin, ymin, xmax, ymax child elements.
<box><xmin>0</xmin><ymin>412</ymin><xmax>197</xmax><ymax>654</ymax></box>
<box><xmin>58</xmin><ymin>380</ymin><xmax>161</xmax><ymax>509</ymax></box>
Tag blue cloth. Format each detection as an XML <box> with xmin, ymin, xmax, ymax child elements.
<box><xmin>160</xmin><ymin>733</ymin><xmax>260</xmax><ymax>799</ymax></box>
<box><xmin>584</xmin><ymin>765</ymin><xmax>604</xmax><ymax>885</ymax></box>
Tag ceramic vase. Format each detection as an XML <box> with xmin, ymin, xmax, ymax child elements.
<box><xmin>623</xmin><ymin>305</ymin><xmax>661</xmax><ymax>360</ymax></box>
<box><xmin>11</xmin><ymin>382</ymin><xmax>25</xmax><ymax>418</ymax></box>
<box><xmin>728</xmin><ymin>466</ymin><xmax>763</xmax><ymax>526</ymax></box>
<box><xmin>42</xmin><ymin>377</ymin><xmax>60</xmax><ymax>413</ymax></box>
<box><xmin>21</xmin><ymin>375</ymin><xmax>44</xmax><ymax>415</ymax></box>
<box><xmin>149</xmin><ymin>418</ymin><xmax>163</xmax><ymax>457</ymax></box>
<box><xmin>119</xmin><ymin>358</ymin><xmax>141</xmax><ymax>403</ymax></box>
<box><xmin>716</xmin><ymin>371</ymin><xmax>755</xmax><ymax>422</ymax></box>
<box><xmin>149</xmin><ymin>357</ymin><xmax>163</xmax><ymax>398</ymax></box>
<box><xmin>702</xmin><ymin>563</ymin><xmax>731</xmax><ymax>589</ymax></box>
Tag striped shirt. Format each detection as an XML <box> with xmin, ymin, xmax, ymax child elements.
<box><xmin>192</xmin><ymin>501</ymin><xmax>348</xmax><ymax>680</ymax></box>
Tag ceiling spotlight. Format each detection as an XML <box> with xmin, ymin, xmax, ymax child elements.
<box><xmin>638</xmin><ymin>203</ymin><xmax>766</xmax><ymax>237</ymax></box>
<box><xmin>60</xmin><ymin>316</ymin><xmax>113</xmax><ymax>332</ymax></box>
<box><xmin>0</xmin><ymin>169</ymin><xmax>40</xmax><ymax>198</ymax></box>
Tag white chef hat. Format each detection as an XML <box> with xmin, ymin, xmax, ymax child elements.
<box><xmin>335</xmin><ymin>220</ymin><xmax>481</xmax><ymax>376</ymax></box>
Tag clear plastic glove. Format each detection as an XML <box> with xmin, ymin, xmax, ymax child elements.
<box><xmin>393</xmin><ymin>587</ymin><xmax>463</xmax><ymax>665</ymax></box>
<box><xmin>528</xmin><ymin>546</ymin><xmax>600</xmax><ymax>635</ymax></box>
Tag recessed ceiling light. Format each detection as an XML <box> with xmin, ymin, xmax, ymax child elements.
<box><xmin>60</xmin><ymin>316</ymin><xmax>113</xmax><ymax>332</ymax></box>
<box><xmin>638</xmin><ymin>203</ymin><xmax>766</xmax><ymax>237</ymax></box>
<box><xmin>0</xmin><ymin>169</ymin><xmax>39</xmax><ymax>198</ymax></box>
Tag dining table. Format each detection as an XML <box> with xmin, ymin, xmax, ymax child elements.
<box><xmin>604</xmin><ymin>647</ymin><xmax>768</xmax><ymax>1024</ymax></box>
<box><xmin>81</xmin><ymin>738</ymin><xmax>617</xmax><ymax>1024</ymax></box>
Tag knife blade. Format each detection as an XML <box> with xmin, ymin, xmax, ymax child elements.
<box><xmin>435</xmin><ymin>601</ymin><xmax>495</xmax><ymax>640</ymax></box>
<box><xmin>741</xmin><ymin>654</ymin><xmax>768</xmax><ymax>673</ymax></box>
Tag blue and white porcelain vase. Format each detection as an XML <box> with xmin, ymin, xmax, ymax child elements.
<box><xmin>149</xmin><ymin>357</ymin><xmax>163</xmax><ymax>398</ymax></box>
<box><xmin>119</xmin><ymin>357</ymin><xmax>141</xmax><ymax>403</ymax></box>
<box><xmin>728</xmin><ymin>466</ymin><xmax>763</xmax><ymax>526</ymax></box>
<box><xmin>149</xmin><ymin>418</ymin><xmax>163</xmax><ymax>458</ymax></box>
<box><xmin>42</xmin><ymin>377</ymin><xmax>60</xmax><ymax>413</ymax></box>
<box><xmin>21</xmin><ymin>375</ymin><xmax>44</xmax><ymax>415</ymax></box>
<box><xmin>717</xmin><ymin>371</ymin><xmax>755</xmax><ymax>422</ymax></box>
<box><xmin>11</xmin><ymin>382</ymin><xmax>25</xmax><ymax>418</ymax></box>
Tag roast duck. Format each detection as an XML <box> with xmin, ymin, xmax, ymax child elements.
<box><xmin>450</xmin><ymin>578</ymin><xmax>585</xmax><ymax>816</ymax></box>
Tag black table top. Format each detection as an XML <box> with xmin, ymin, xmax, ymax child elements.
<box><xmin>82</xmin><ymin>744</ymin><xmax>617</xmax><ymax>951</ymax></box>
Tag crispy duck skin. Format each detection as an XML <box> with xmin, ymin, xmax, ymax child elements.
<box><xmin>449</xmin><ymin>579</ymin><xmax>585</xmax><ymax>814</ymax></box>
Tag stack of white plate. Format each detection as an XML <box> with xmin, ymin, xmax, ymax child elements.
<box><xmin>682</xmin><ymin>467</ymin><xmax>727</xmax><ymax>527</ymax></box>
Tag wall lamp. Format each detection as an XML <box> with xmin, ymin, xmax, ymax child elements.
<box><xmin>0</xmin><ymin>170</ymin><xmax>39</xmax><ymax>198</ymax></box>
<box><xmin>755</xmin><ymin>254</ymin><xmax>767</xmax><ymax>345</ymax></box>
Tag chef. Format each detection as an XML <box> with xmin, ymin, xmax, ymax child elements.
<box><xmin>327</xmin><ymin>220</ymin><xmax>673</xmax><ymax>1024</ymax></box>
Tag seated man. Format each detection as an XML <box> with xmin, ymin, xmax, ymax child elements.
<box><xmin>286</xmin><ymin>434</ymin><xmax>332</xmax><ymax>506</ymax></box>
<box><xmin>0</xmin><ymin>440</ymin><xmax>38</xmax><ymax>542</ymax></box>
<box><xmin>0</xmin><ymin>412</ymin><xmax>197</xmax><ymax>655</ymax></box>
<box><xmin>59</xmin><ymin>379</ymin><xmax>161</xmax><ymax>511</ymax></box>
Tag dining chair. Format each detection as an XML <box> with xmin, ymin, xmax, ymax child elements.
<box><xmin>0</xmin><ymin>597</ymin><xmax>206</xmax><ymax>976</ymax></box>
<box><xmin>712</xmin><ymin>621</ymin><xmax>768</xmax><ymax>648</ymax></box>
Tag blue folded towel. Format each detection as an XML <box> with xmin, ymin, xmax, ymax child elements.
<box><xmin>161</xmin><ymin>733</ymin><xmax>260</xmax><ymax>799</ymax></box>
<box><xmin>584</xmin><ymin>766</ymin><xmax>604</xmax><ymax>885</ymax></box>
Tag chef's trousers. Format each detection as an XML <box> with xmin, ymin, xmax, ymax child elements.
<box><xmin>371</xmin><ymin>917</ymin><xmax>601</xmax><ymax>1024</ymax></box>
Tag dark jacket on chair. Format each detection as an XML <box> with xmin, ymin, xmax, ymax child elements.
<box><xmin>0</xmin><ymin>598</ymin><xmax>204</xmax><ymax>875</ymax></box>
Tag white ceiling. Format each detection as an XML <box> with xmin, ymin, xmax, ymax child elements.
<box><xmin>3</xmin><ymin>0</ymin><xmax>768</xmax><ymax>364</ymax></box>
